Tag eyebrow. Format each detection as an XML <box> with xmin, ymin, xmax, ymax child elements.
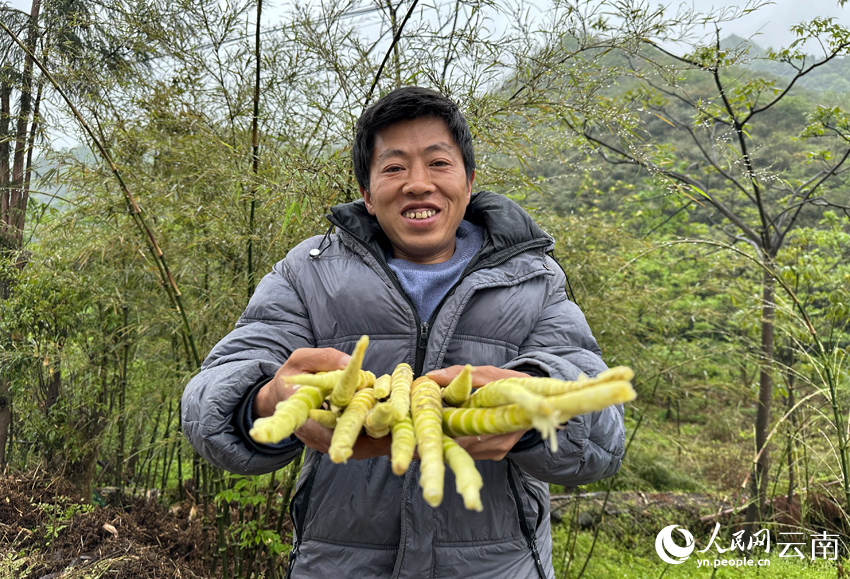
<box><xmin>376</xmin><ymin>142</ymin><xmax>456</xmax><ymax>163</ymax></box>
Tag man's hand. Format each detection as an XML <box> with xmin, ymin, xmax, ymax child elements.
<box><xmin>254</xmin><ymin>347</ymin><xmax>351</xmax><ymax>418</ymax></box>
<box><xmin>426</xmin><ymin>365</ymin><xmax>530</xmax><ymax>461</ymax></box>
<box><xmin>255</xmin><ymin>347</ymin><xmax>393</xmax><ymax>459</ymax></box>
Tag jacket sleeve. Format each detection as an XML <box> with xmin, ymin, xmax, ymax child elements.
<box><xmin>181</xmin><ymin>253</ymin><xmax>314</xmax><ymax>476</ymax></box>
<box><xmin>504</xmin><ymin>257</ymin><xmax>625</xmax><ymax>486</ymax></box>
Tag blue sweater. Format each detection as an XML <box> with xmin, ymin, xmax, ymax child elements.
<box><xmin>386</xmin><ymin>220</ymin><xmax>484</xmax><ymax>322</ymax></box>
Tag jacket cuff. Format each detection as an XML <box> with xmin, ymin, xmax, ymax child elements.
<box><xmin>233</xmin><ymin>379</ymin><xmax>303</xmax><ymax>455</ymax></box>
<box><xmin>509</xmin><ymin>363</ymin><xmax>548</xmax><ymax>378</ymax></box>
<box><xmin>511</xmin><ymin>429</ymin><xmax>542</xmax><ymax>452</ymax></box>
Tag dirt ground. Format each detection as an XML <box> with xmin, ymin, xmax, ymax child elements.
<box><xmin>0</xmin><ymin>471</ymin><xmax>210</xmax><ymax>578</ymax></box>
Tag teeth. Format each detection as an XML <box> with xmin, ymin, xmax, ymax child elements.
<box><xmin>403</xmin><ymin>209</ymin><xmax>437</xmax><ymax>219</ymax></box>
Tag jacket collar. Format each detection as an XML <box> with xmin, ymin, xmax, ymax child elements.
<box><xmin>326</xmin><ymin>191</ymin><xmax>554</xmax><ymax>262</ymax></box>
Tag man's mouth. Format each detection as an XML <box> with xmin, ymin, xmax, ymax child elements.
<box><xmin>402</xmin><ymin>209</ymin><xmax>438</xmax><ymax>220</ymax></box>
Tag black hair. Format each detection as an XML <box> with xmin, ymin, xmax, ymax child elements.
<box><xmin>352</xmin><ymin>86</ymin><xmax>475</xmax><ymax>191</ymax></box>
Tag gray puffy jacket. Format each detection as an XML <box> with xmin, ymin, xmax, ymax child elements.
<box><xmin>182</xmin><ymin>191</ymin><xmax>625</xmax><ymax>579</ymax></box>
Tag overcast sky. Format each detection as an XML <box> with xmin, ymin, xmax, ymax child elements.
<box><xmin>3</xmin><ymin>0</ymin><xmax>847</xmax><ymax>49</ymax></box>
<box><xmin>676</xmin><ymin>0</ymin><xmax>848</xmax><ymax>48</ymax></box>
<box><xmin>3</xmin><ymin>0</ymin><xmax>847</xmax><ymax>47</ymax></box>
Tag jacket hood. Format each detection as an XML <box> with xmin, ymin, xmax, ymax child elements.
<box><xmin>326</xmin><ymin>190</ymin><xmax>554</xmax><ymax>262</ymax></box>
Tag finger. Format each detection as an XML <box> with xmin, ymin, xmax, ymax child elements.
<box><xmin>426</xmin><ymin>365</ymin><xmax>466</xmax><ymax>386</ymax></box>
<box><xmin>468</xmin><ymin>366</ymin><xmax>528</xmax><ymax>387</ymax></box>
<box><xmin>454</xmin><ymin>431</ymin><xmax>526</xmax><ymax>460</ymax></box>
<box><xmin>294</xmin><ymin>419</ymin><xmax>334</xmax><ymax>451</ymax></box>
<box><xmin>427</xmin><ymin>365</ymin><xmax>530</xmax><ymax>387</ymax></box>
<box><xmin>284</xmin><ymin>347</ymin><xmax>352</xmax><ymax>375</ymax></box>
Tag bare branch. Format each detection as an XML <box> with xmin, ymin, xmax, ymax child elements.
<box><xmin>773</xmin><ymin>147</ymin><xmax>850</xmax><ymax>252</ymax></box>
<box><xmin>575</xmin><ymin>121</ymin><xmax>762</xmax><ymax>244</ymax></box>
<box><xmin>745</xmin><ymin>41</ymin><xmax>850</xmax><ymax>122</ymax></box>
<box><xmin>364</xmin><ymin>0</ymin><xmax>420</xmax><ymax>106</ymax></box>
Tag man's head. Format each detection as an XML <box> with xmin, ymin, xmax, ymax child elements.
<box><xmin>353</xmin><ymin>87</ymin><xmax>476</xmax><ymax>264</ymax></box>
<box><xmin>353</xmin><ymin>87</ymin><xmax>475</xmax><ymax>192</ymax></box>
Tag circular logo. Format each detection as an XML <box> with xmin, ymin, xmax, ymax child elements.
<box><xmin>655</xmin><ymin>524</ymin><xmax>695</xmax><ymax>565</ymax></box>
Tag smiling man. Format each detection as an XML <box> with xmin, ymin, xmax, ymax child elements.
<box><xmin>361</xmin><ymin>116</ymin><xmax>472</xmax><ymax>264</ymax></box>
<box><xmin>182</xmin><ymin>87</ymin><xmax>625</xmax><ymax>579</ymax></box>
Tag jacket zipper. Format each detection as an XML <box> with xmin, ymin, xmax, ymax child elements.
<box><xmin>413</xmin><ymin>238</ymin><xmax>551</xmax><ymax>374</ymax></box>
<box><xmin>414</xmin><ymin>321</ymin><xmax>429</xmax><ymax>376</ymax></box>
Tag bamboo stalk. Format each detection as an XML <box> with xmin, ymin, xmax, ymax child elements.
<box><xmin>177</xmin><ymin>400</ymin><xmax>184</xmax><ymax>501</ymax></box>
<box><xmin>7</xmin><ymin>0</ymin><xmax>39</xmax><ymax>247</ymax></box>
<box><xmin>117</xmin><ymin>305</ymin><xmax>129</xmax><ymax>489</ymax></box>
<box><xmin>247</xmin><ymin>0</ymin><xmax>263</xmax><ymax>301</ymax></box>
<box><xmin>163</xmin><ymin>407</ymin><xmax>180</xmax><ymax>493</ymax></box>
<box><xmin>275</xmin><ymin>451</ymin><xmax>302</xmax><ymax>536</ymax></box>
<box><xmin>221</xmin><ymin>474</ymin><xmax>233</xmax><ymax>579</ymax></box>
<box><xmin>364</xmin><ymin>0</ymin><xmax>420</xmax><ymax>106</ymax></box>
<box><xmin>135</xmin><ymin>405</ymin><xmax>162</xmax><ymax>494</ymax></box>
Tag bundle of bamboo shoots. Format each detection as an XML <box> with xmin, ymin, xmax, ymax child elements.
<box><xmin>249</xmin><ymin>335</ymin><xmax>636</xmax><ymax>511</ymax></box>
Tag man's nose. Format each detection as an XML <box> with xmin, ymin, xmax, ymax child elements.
<box><xmin>402</xmin><ymin>162</ymin><xmax>434</xmax><ymax>195</ymax></box>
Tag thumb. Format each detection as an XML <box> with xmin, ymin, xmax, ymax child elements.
<box><xmin>338</xmin><ymin>354</ymin><xmax>352</xmax><ymax>369</ymax></box>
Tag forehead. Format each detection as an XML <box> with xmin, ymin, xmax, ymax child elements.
<box><xmin>372</xmin><ymin>117</ymin><xmax>458</xmax><ymax>159</ymax></box>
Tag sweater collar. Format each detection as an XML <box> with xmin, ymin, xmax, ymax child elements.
<box><xmin>326</xmin><ymin>191</ymin><xmax>553</xmax><ymax>260</ymax></box>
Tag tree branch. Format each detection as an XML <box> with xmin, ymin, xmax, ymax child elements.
<box><xmin>745</xmin><ymin>41</ymin><xmax>850</xmax><ymax>121</ymax></box>
<box><xmin>636</xmin><ymin>68</ymin><xmax>728</xmax><ymax>126</ymax></box>
<box><xmin>364</xmin><ymin>0</ymin><xmax>420</xmax><ymax>106</ymax></box>
<box><xmin>640</xmin><ymin>97</ymin><xmax>753</xmax><ymax>203</ymax></box>
<box><xmin>773</xmin><ymin>147</ymin><xmax>850</xmax><ymax>252</ymax></box>
<box><xmin>574</xmin><ymin>121</ymin><xmax>762</xmax><ymax>244</ymax></box>
<box><xmin>707</xmin><ymin>30</ymin><xmax>771</xmax><ymax>249</ymax></box>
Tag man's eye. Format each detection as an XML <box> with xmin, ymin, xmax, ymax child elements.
<box><xmin>384</xmin><ymin>166</ymin><xmax>403</xmax><ymax>173</ymax></box>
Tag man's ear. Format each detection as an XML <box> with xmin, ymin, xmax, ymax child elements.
<box><xmin>466</xmin><ymin>170</ymin><xmax>475</xmax><ymax>199</ymax></box>
<box><xmin>360</xmin><ymin>186</ymin><xmax>376</xmax><ymax>215</ymax></box>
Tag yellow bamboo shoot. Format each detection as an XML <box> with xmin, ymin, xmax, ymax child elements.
<box><xmin>391</xmin><ymin>416</ymin><xmax>416</xmax><ymax>476</ymax></box>
<box><xmin>411</xmin><ymin>376</ymin><xmax>444</xmax><ymax>507</ymax></box>
<box><xmin>463</xmin><ymin>379</ymin><xmax>552</xmax><ymax>418</ymax></box>
<box><xmin>442</xmin><ymin>364</ymin><xmax>473</xmax><ymax>406</ymax></box>
<box><xmin>442</xmin><ymin>436</ymin><xmax>483</xmax><ymax>511</ymax></box>
<box><xmin>330</xmin><ymin>335</ymin><xmax>369</xmax><ymax>408</ymax></box>
<box><xmin>308</xmin><ymin>408</ymin><xmax>339</xmax><ymax>429</ymax></box>
<box><xmin>372</xmin><ymin>373</ymin><xmax>392</xmax><ymax>398</ymax></box>
<box><xmin>545</xmin><ymin>381</ymin><xmax>636</xmax><ymax>423</ymax></box>
<box><xmin>329</xmin><ymin>388</ymin><xmax>377</xmax><ymax>464</ymax></box>
<box><xmin>364</xmin><ymin>402</ymin><xmax>395</xmax><ymax>438</ymax></box>
<box><xmin>389</xmin><ymin>363</ymin><xmax>413</xmax><ymax>422</ymax></box>
<box><xmin>250</xmin><ymin>386</ymin><xmax>324</xmax><ymax>444</ymax></box>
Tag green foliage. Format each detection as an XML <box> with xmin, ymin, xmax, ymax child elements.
<box><xmin>215</xmin><ymin>475</ymin><xmax>289</xmax><ymax>558</ymax></box>
<box><xmin>0</xmin><ymin>553</ymin><xmax>34</xmax><ymax>578</ymax></box>
<box><xmin>34</xmin><ymin>498</ymin><xmax>96</xmax><ymax>547</ymax></box>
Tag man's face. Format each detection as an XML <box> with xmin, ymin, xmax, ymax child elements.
<box><xmin>361</xmin><ymin>117</ymin><xmax>474</xmax><ymax>264</ymax></box>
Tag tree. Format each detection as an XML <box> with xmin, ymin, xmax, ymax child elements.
<box><xmin>0</xmin><ymin>0</ymin><xmax>172</xmax><ymax>471</ymax></box>
<box><xmin>0</xmin><ymin>0</ymin><xmax>42</xmax><ymax>471</ymax></box>
<box><xmin>555</xmin><ymin>7</ymin><xmax>850</xmax><ymax>523</ymax></box>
